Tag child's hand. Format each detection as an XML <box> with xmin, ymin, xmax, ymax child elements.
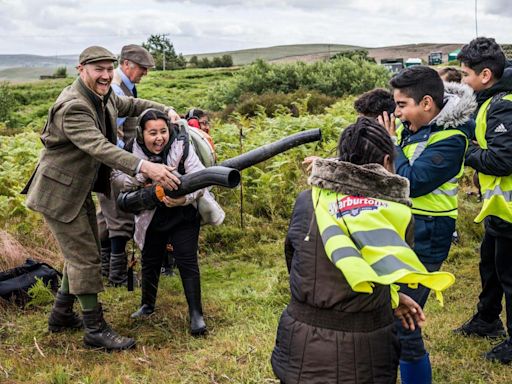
<box><xmin>394</xmin><ymin>292</ymin><xmax>426</xmax><ymax>331</ymax></box>
<box><xmin>162</xmin><ymin>195</ymin><xmax>186</xmax><ymax>208</ymax></box>
<box><xmin>377</xmin><ymin>111</ymin><xmax>397</xmax><ymax>138</ymax></box>
<box><xmin>302</xmin><ymin>156</ymin><xmax>321</xmax><ymax>173</ymax></box>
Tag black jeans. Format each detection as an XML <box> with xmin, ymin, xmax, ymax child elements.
<box><xmin>141</xmin><ymin>205</ymin><xmax>201</xmax><ymax>303</ymax></box>
<box><xmin>395</xmin><ymin>261</ymin><xmax>443</xmax><ymax>362</ymax></box>
<box><xmin>477</xmin><ymin>229</ymin><xmax>512</xmax><ymax>335</ymax></box>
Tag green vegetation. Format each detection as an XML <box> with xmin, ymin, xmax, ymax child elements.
<box><xmin>205</xmin><ymin>58</ymin><xmax>390</xmax><ymax>112</ymax></box>
<box><xmin>188</xmin><ymin>54</ymin><xmax>234</xmax><ymax>68</ymax></box>
<box><xmin>53</xmin><ymin>67</ymin><xmax>67</xmax><ymax>78</ymax></box>
<box><xmin>142</xmin><ymin>34</ymin><xmax>187</xmax><ymax>70</ymax></box>
<box><xmin>0</xmin><ymin>61</ymin><xmax>511</xmax><ymax>383</ymax></box>
<box><xmin>0</xmin><ymin>81</ymin><xmax>17</xmax><ymax>127</ymax></box>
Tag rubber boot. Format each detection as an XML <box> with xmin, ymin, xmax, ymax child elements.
<box><xmin>399</xmin><ymin>353</ymin><xmax>432</xmax><ymax>384</ymax></box>
<box><xmin>182</xmin><ymin>277</ymin><xmax>207</xmax><ymax>336</ymax></box>
<box><xmin>109</xmin><ymin>252</ymin><xmax>127</xmax><ymax>286</ymax></box>
<box><xmin>48</xmin><ymin>291</ymin><xmax>83</xmax><ymax>332</ymax></box>
<box><xmin>100</xmin><ymin>246</ymin><xmax>111</xmax><ymax>278</ymax></box>
<box><xmin>82</xmin><ymin>303</ymin><xmax>136</xmax><ymax>351</ymax></box>
<box><xmin>131</xmin><ymin>264</ymin><xmax>159</xmax><ymax>319</ymax></box>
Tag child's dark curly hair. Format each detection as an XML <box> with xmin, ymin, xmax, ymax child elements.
<box><xmin>458</xmin><ymin>37</ymin><xmax>506</xmax><ymax>78</ymax></box>
<box><xmin>353</xmin><ymin>88</ymin><xmax>396</xmax><ymax>118</ymax></box>
<box><xmin>338</xmin><ymin>116</ymin><xmax>395</xmax><ymax>166</ymax></box>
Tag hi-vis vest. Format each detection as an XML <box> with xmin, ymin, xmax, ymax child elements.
<box><xmin>396</xmin><ymin>122</ymin><xmax>467</xmax><ymax>219</ymax></box>
<box><xmin>474</xmin><ymin>94</ymin><xmax>512</xmax><ymax>223</ymax></box>
<box><xmin>312</xmin><ymin>187</ymin><xmax>455</xmax><ymax>306</ymax></box>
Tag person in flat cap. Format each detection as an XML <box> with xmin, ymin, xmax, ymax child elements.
<box><xmin>96</xmin><ymin>44</ymin><xmax>157</xmax><ymax>289</ymax></box>
<box><xmin>22</xmin><ymin>45</ymin><xmax>180</xmax><ymax>352</ymax></box>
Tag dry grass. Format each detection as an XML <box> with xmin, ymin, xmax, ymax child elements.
<box><xmin>0</xmin><ymin>229</ymin><xmax>62</xmax><ymax>272</ymax></box>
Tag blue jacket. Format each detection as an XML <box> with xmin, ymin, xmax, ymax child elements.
<box><xmin>395</xmin><ymin>82</ymin><xmax>476</xmax><ymax>263</ymax></box>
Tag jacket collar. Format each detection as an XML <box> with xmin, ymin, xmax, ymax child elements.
<box><xmin>400</xmin><ymin>82</ymin><xmax>476</xmax><ymax>144</ymax></box>
<box><xmin>308</xmin><ymin>158</ymin><xmax>411</xmax><ymax>206</ymax></box>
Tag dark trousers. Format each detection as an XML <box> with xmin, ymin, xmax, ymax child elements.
<box><xmin>477</xmin><ymin>229</ymin><xmax>512</xmax><ymax>335</ymax></box>
<box><xmin>395</xmin><ymin>261</ymin><xmax>443</xmax><ymax>361</ymax></box>
<box><xmin>141</xmin><ymin>205</ymin><xmax>201</xmax><ymax>305</ymax></box>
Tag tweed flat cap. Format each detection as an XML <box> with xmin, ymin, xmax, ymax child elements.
<box><xmin>79</xmin><ymin>46</ymin><xmax>117</xmax><ymax>65</ymax></box>
<box><xmin>120</xmin><ymin>45</ymin><xmax>155</xmax><ymax>68</ymax></box>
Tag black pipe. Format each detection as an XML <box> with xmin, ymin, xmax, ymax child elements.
<box><xmin>117</xmin><ymin>128</ymin><xmax>322</xmax><ymax>213</ymax></box>
<box><xmin>166</xmin><ymin>166</ymin><xmax>240</xmax><ymax>197</ymax></box>
<box><xmin>219</xmin><ymin>128</ymin><xmax>321</xmax><ymax>171</ymax></box>
<box><xmin>117</xmin><ymin>167</ymin><xmax>240</xmax><ymax>214</ymax></box>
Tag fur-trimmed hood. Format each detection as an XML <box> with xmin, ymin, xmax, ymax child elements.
<box><xmin>308</xmin><ymin>158</ymin><xmax>412</xmax><ymax>206</ymax></box>
<box><xmin>431</xmin><ymin>82</ymin><xmax>477</xmax><ymax>129</ymax></box>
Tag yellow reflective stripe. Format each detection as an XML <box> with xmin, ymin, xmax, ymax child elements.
<box><xmin>351</xmin><ymin>229</ymin><xmax>409</xmax><ymax>249</ymax></box>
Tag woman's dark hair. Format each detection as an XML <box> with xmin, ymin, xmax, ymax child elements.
<box><xmin>140</xmin><ymin>109</ymin><xmax>170</xmax><ymax>131</ymax></box>
<box><xmin>136</xmin><ymin>109</ymin><xmax>170</xmax><ymax>146</ymax></box>
<box><xmin>185</xmin><ymin>108</ymin><xmax>206</xmax><ymax>120</ymax></box>
<box><xmin>457</xmin><ymin>37</ymin><xmax>506</xmax><ymax>78</ymax></box>
<box><xmin>390</xmin><ymin>65</ymin><xmax>444</xmax><ymax>109</ymax></box>
<box><xmin>354</xmin><ymin>88</ymin><xmax>396</xmax><ymax>118</ymax></box>
<box><xmin>135</xmin><ymin>109</ymin><xmax>173</xmax><ymax>161</ymax></box>
<box><xmin>338</xmin><ymin>116</ymin><xmax>395</xmax><ymax>166</ymax></box>
<box><xmin>438</xmin><ymin>67</ymin><xmax>462</xmax><ymax>83</ymax></box>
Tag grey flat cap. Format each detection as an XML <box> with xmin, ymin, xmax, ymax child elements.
<box><xmin>79</xmin><ymin>46</ymin><xmax>117</xmax><ymax>65</ymax></box>
<box><xmin>120</xmin><ymin>45</ymin><xmax>155</xmax><ymax>68</ymax></box>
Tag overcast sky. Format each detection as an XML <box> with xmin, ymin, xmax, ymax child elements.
<box><xmin>0</xmin><ymin>0</ymin><xmax>511</xmax><ymax>56</ymax></box>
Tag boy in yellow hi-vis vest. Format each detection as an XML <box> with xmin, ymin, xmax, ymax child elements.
<box><xmin>379</xmin><ymin>65</ymin><xmax>476</xmax><ymax>383</ymax></box>
<box><xmin>454</xmin><ymin>37</ymin><xmax>512</xmax><ymax>364</ymax></box>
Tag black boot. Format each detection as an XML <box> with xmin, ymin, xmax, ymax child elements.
<box><xmin>131</xmin><ymin>264</ymin><xmax>160</xmax><ymax>319</ymax></box>
<box><xmin>100</xmin><ymin>246</ymin><xmax>111</xmax><ymax>278</ymax></box>
<box><xmin>48</xmin><ymin>291</ymin><xmax>83</xmax><ymax>332</ymax></box>
<box><xmin>453</xmin><ymin>313</ymin><xmax>506</xmax><ymax>338</ymax></box>
<box><xmin>182</xmin><ymin>277</ymin><xmax>207</xmax><ymax>336</ymax></box>
<box><xmin>82</xmin><ymin>303</ymin><xmax>136</xmax><ymax>351</ymax></box>
<box><xmin>109</xmin><ymin>252</ymin><xmax>128</xmax><ymax>286</ymax></box>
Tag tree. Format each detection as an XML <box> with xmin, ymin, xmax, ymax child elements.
<box><xmin>330</xmin><ymin>49</ymin><xmax>376</xmax><ymax>63</ymax></box>
<box><xmin>221</xmin><ymin>55</ymin><xmax>233</xmax><ymax>67</ymax></box>
<box><xmin>212</xmin><ymin>57</ymin><xmax>223</xmax><ymax>68</ymax></box>
<box><xmin>198</xmin><ymin>57</ymin><xmax>211</xmax><ymax>68</ymax></box>
<box><xmin>188</xmin><ymin>55</ymin><xmax>199</xmax><ymax>67</ymax></box>
<box><xmin>142</xmin><ymin>34</ymin><xmax>186</xmax><ymax>70</ymax></box>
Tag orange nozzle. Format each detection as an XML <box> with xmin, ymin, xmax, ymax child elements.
<box><xmin>155</xmin><ymin>185</ymin><xmax>166</xmax><ymax>201</ymax></box>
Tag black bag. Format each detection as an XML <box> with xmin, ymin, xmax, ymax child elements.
<box><xmin>0</xmin><ymin>259</ymin><xmax>61</xmax><ymax>306</ymax></box>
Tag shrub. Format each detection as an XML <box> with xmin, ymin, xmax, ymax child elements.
<box><xmin>205</xmin><ymin>57</ymin><xmax>390</xmax><ymax>111</ymax></box>
<box><xmin>0</xmin><ymin>82</ymin><xmax>17</xmax><ymax>126</ymax></box>
<box><xmin>220</xmin><ymin>89</ymin><xmax>337</xmax><ymax>119</ymax></box>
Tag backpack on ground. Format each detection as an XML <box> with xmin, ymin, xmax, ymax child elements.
<box><xmin>0</xmin><ymin>259</ymin><xmax>60</xmax><ymax>306</ymax></box>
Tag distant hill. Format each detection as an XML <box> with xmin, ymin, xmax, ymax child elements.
<box><xmin>0</xmin><ymin>54</ymin><xmax>76</xmax><ymax>70</ymax></box>
<box><xmin>0</xmin><ymin>66</ymin><xmax>77</xmax><ymax>82</ymax></box>
<box><xmin>183</xmin><ymin>43</ymin><xmax>467</xmax><ymax>65</ymax></box>
<box><xmin>184</xmin><ymin>44</ymin><xmax>361</xmax><ymax>65</ymax></box>
<box><xmin>0</xmin><ymin>42</ymin><xmax>490</xmax><ymax>82</ymax></box>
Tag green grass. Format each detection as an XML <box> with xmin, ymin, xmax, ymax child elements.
<box><xmin>1</xmin><ymin>195</ymin><xmax>512</xmax><ymax>383</ymax></box>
